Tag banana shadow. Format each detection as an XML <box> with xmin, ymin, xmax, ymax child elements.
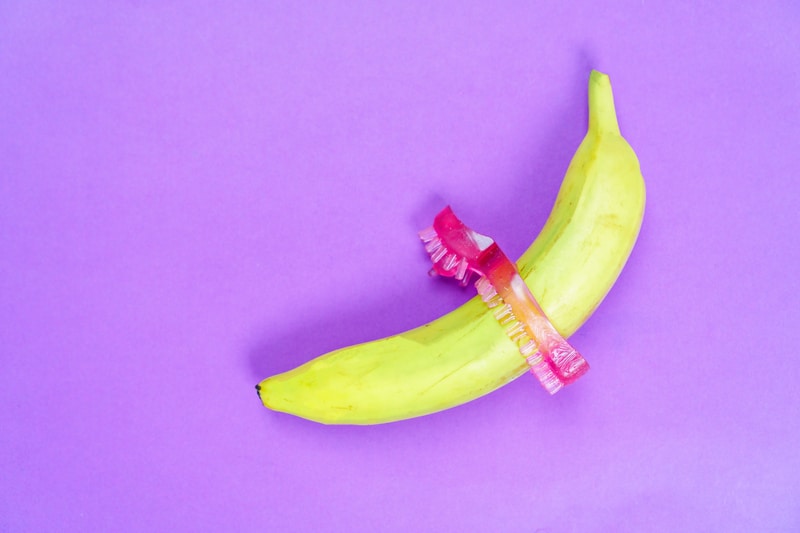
<box><xmin>246</xmin><ymin>280</ymin><xmax>474</xmax><ymax>384</ymax></box>
<box><xmin>408</xmin><ymin>53</ymin><xmax>594</xmax><ymax>263</ymax></box>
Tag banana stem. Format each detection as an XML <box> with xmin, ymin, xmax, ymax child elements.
<box><xmin>588</xmin><ymin>70</ymin><xmax>620</xmax><ymax>136</ymax></box>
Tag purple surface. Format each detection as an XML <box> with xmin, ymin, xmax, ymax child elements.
<box><xmin>2</xmin><ymin>2</ymin><xmax>799</xmax><ymax>531</ymax></box>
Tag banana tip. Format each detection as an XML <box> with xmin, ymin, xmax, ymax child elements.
<box><xmin>589</xmin><ymin>70</ymin><xmax>612</xmax><ymax>93</ymax></box>
<box><xmin>256</xmin><ymin>381</ymin><xmax>277</xmax><ymax>410</ymax></box>
<box><xmin>587</xmin><ymin>69</ymin><xmax>619</xmax><ymax>136</ymax></box>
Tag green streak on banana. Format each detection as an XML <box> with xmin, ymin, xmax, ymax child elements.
<box><xmin>257</xmin><ymin>70</ymin><xmax>646</xmax><ymax>425</ymax></box>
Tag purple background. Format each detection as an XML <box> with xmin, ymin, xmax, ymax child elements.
<box><xmin>2</xmin><ymin>2</ymin><xmax>798</xmax><ymax>531</ymax></box>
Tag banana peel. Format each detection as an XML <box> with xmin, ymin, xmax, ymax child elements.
<box><xmin>257</xmin><ymin>70</ymin><xmax>645</xmax><ymax>424</ymax></box>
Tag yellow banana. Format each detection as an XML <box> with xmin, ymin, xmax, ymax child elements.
<box><xmin>257</xmin><ymin>70</ymin><xmax>645</xmax><ymax>424</ymax></box>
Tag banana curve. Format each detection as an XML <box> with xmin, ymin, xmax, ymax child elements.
<box><xmin>258</xmin><ymin>70</ymin><xmax>645</xmax><ymax>425</ymax></box>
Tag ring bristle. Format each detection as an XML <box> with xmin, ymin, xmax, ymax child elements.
<box><xmin>455</xmin><ymin>259</ymin><xmax>468</xmax><ymax>280</ymax></box>
<box><xmin>418</xmin><ymin>226</ymin><xmax>437</xmax><ymax>242</ymax></box>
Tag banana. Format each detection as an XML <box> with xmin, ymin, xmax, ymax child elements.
<box><xmin>257</xmin><ymin>70</ymin><xmax>645</xmax><ymax>424</ymax></box>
